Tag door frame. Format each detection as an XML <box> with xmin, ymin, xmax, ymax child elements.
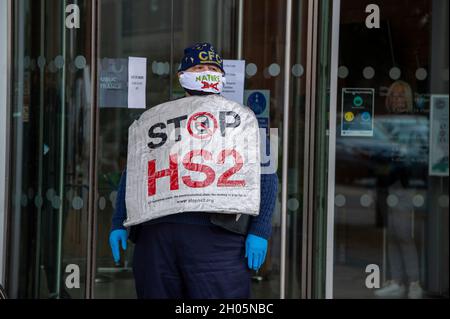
<box><xmin>86</xmin><ymin>0</ymin><xmax>100</xmax><ymax>300</ymax></box>
<box><xmin>0</xmin><ymin>0</ymin><xmax>13</xmax><ymax>289</ymax></box>
<box><xmin>325</xmin><ymin>0</ymin><xmax>341</xmax><ymax>300</ymax></box>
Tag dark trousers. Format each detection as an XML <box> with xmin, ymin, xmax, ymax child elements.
<box><xmin>132</xmin><ymin>222</ymin><xmax>252</xmax><ymax>299</ymax></box>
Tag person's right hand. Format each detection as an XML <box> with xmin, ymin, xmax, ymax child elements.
<box><xmin>109</xmin><ymin>229</ymin><xmax>128</xmax><ymax>263</ymax></box>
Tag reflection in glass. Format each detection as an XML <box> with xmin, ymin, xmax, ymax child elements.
<box><xmin>334</xmin><ymin>0</ymin><xmax>448</xmax><ymax>299</ymax></box>
<box><xmin>374</xmin><ymin>81</ymin><xmax>425</xmax><ymax>299</ymax></box>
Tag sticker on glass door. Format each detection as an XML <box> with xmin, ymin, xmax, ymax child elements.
<box><xmin>341</xmin><ymin>88</ymin><xmax>375</xmax><ymax>137</ymax></box>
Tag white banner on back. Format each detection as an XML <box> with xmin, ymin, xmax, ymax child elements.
<box><xmin>124</xmin><ymin>95</ymin><xmax>261</xmax><ymax>227</ymax></box>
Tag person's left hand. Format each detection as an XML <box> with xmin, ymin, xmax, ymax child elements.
<box><xmin>245</xmin><ymin>234</ymin><xmax>268</xmax><ymax>271</ymax></box>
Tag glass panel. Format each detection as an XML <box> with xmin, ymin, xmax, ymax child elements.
<box><xmin>333</xmin><ymin>0</ymin><xmax>449</xmax><ymax>298</ymax></box>
<box><xmin>94</xmin><ymin>0</ymin><xmax>172</xmax><ymax>299</ymax></box>
<box><xmin>96</xmin><ymin>0</ymin><xmax>289</xmax><ymax>299</ymax></box>
<box><xmin>7</xmin><ymin>0</ymin><xmax>93</xmax><ymax>298</ymax></box>
<box><xmin>172</xmin><ymin>0</ymin><xmax>238</xmax><ymax>98</ymax></box>
<box><xmin>242</xmin><ymin>0</ymin><xmax>286</xmax><ymax>299</ymax></box>
<box><xmin>285</xmin><ymin>0</ymin><xmax>308</xmax><ymax>298</ymax></box>
<box><xmin>312</xmin><ymin>0</ymin><xmax>334</xmax><ymax>299</ymax></box>
<box><xmin>285</xmin><ymin>0</ymin><xmax>334</xmax><ymax>299</ymax></box>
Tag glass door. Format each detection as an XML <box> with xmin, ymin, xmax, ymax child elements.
<box><xmin>7</xmin><ymin>0</ymin><xmax>94</xmax><ymax>298</ymax></box>
<box><xmin>93</xmin><ymin>0</ymin><xmax>173</xmax><ymax>298</ymax></box>
<box><xmin>331</xmin><ymin>0</ymin><xmax>449</xmax><ymax>299</ymax></box>
<box><xmin>241</xmin><ymin>0</ymin><xmax>289</xmax><ymax>299</ymax></box>
<box><xmin>92</xmin><ymin>0</ymin><xmax>315</xmax><ymax>299</ymax></box>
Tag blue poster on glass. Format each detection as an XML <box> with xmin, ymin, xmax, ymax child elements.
<box><xmin>244</xmin><ymin>90</ymin><xmax>270</xmax><ymax>131</ymax></box>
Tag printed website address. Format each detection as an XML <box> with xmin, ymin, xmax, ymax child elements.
<box><xmin>177</xmin><ymin>198</ymin><xmax>214</xmax><ymax>204</ymax></box>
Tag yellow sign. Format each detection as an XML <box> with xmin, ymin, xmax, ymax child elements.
<box><xmin>344</xmin><ymin>112</ymin><xmax>355</xmax><ymax>122</ymax></box>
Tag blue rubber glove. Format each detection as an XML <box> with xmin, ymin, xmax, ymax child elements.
<box><xmin>245</xmin><ymin>234</ymin><xmax>268</xmax><ymax>271</ymax></box>
<box><xmin>109</xmin><ymin>229</ymin><xmax>128</xmax><ymax>263</ymax></box>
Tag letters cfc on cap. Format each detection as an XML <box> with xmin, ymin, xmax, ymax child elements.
<box><xmin>178</xmin><ymin>42</ymin><xmax>225</xmax><ymax>75</ymax></box>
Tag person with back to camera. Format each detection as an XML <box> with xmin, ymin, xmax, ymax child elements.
<box><xmin>109</xmin><ymin>42</ymin><xmax>278</xmax><ymax>299</ymax></box>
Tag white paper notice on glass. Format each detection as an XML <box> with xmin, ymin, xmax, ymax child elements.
<box><xmin>128</xmin><ymin>57</ymin><xmax>147</xmax><ymax>109</ymax></box>
<box><xmin>222</xmin><ymin>59</ymin><xmax>245</xmax><ymax>105</ymax></box>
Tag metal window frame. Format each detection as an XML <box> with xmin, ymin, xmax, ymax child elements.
<box><xmin>237</xmin><ymin>0</ymin><xmax>244</xmax><ymax>60</ymax></box>
<box><xmin>86</xmin><ymin>0</ymin><xmax>100</xmax><ymax>299</ymax></box>
<box><xmin>282</xmin><ymin>0</ymin><xmax>336</xmax><ymax>299</ymax></box>
<box><xmin>280</xmin><ymin>0</ymin><xmax>293</xmax><ymax>300</ymax></box>
<box><xmin>295</xmin><ymin>0</ymin><xmax>340</xmax><ymax>299</ymax></box>
<box><xmin>0</xmin><ymin>0</ymin><xmax>13</xmax><ymax>289</ymax></box>
<box><xmin>7</xmin><ymin>0</ymin><xmax>26</xmax><ymax>298</ymax></box>
<box><xmin>300</xmin><ymin>0</ymin><xmax>320</xmax><ymax>299</ymax></box>
<box><xmin>325</xmin><ymin>0</ymin><xmax>341</xmax><ymax>300</ymax></box>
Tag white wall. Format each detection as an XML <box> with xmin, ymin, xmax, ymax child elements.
<box><xmin>0</xmin><ymin>0</ymin><xmax>10</xmax><ymax>286</ymax></box>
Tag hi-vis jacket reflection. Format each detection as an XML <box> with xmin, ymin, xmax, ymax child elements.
<box><xmin>124</xmin><ymin>95</ymin><xmax>261</xmax><ymax>227</ymax></box>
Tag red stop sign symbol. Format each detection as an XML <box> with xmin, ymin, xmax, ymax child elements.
<box><xmin>187</xmin><ymin>112</ymin><xmax>218</xmax><ymax>139</ymax></box>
